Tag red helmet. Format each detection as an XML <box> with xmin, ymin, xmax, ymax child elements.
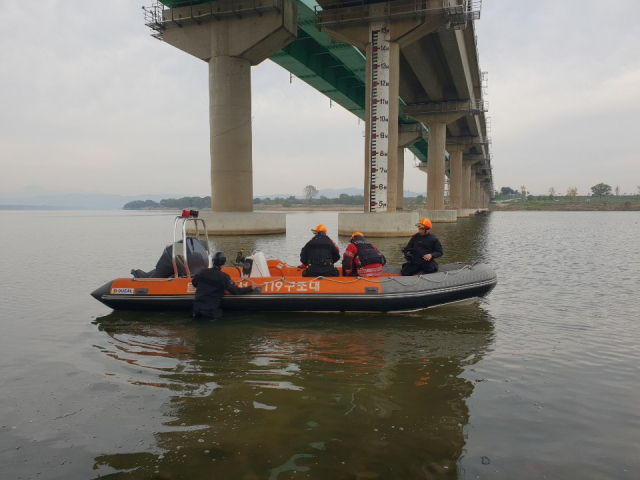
<box><xmin>416</xmin><ymin>218</ymin><xmax>432</xmax><ymax>229</ymax></box>
<box><xmin>350</xmin><ymin>231</ymin><xmax>364</xmax><ymax>241</ymax></box>
<box><xmin>312</xmin><ymin>224</ymin><xmax>327</xmax><ymax>234</ymax></box>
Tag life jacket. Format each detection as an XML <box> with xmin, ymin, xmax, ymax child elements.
<box><xmin>352</xmin><ymin>239</ymin><xmax>383</xmax><ymax>267</ymax></box>
<box><xmin>304</xmin><ymin>234</ymin><xmax>338</xmax><ymax>266</ymax></box>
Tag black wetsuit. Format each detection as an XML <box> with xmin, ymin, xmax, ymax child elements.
<box><xmin>300</xmin><ymin>232</ymin><xmax>340</xmax><ymax>277</ymax></box>
<box><xmin>192</xmin><ymin>266</ymin><xmax>253</xmax><ymax>319</ymax></box>
<box><xmin>402</xmin><ymin>232</ymin><xmax>443</xmax><ymax>275</ymax></box>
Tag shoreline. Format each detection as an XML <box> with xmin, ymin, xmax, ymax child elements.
<box><xmin>489</xmin><ymin>202</ymin><xmax>640</xmax><ymax>212</ymax></box>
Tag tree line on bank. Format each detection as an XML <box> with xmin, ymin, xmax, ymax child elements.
<box><xmin>123</xmin><ymin>197</ymin><xmax>211</xmax><ymax>210</ymax></box>
<box><xmin>123</xmin><ymin>193</ymin><xmax>427</xmax><ymax>210</ymax></box>
<box><xmin>123</xmin><ymin>181</ymin><xmax>640</xmax><ymax>210</ymax></box>
<box><xmin>496</xmin><ymin>183</ymin><xmax>640</xmax><ymax>202</ymax></box>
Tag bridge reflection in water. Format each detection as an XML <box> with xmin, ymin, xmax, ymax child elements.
<box><xmin>93</xmin><ymin>305</ymin><xmax>494</xmax><ymax>479</ymax></box>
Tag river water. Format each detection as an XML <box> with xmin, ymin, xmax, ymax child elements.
<box><xmin>1</xmin><ymin>210</ymin><xmax>639</xmax><ymax>480</ymax></box>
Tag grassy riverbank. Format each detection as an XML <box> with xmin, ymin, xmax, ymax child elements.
<box><xmin>490</xmin><ymin>196</ymin><xmax>640</xmax><ymax>211</ymax></box>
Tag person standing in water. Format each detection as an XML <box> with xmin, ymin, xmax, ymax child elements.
<box><xmin>192</xmin><ymin>252</ymin><xmax>256</xmax><ymax>319</ymax></box>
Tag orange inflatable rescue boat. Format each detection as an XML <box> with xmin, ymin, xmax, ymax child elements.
<box><xmin>91</xmin><ymin>211</ymin><xmax>497</xmax><ymax>313</ymax></box>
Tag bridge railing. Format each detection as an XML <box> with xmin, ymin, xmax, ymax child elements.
<box><xmin>316</xmin><ymin>0</ymin><xmax>480</xmax><ymax>29</ymax></box>
<box><xmin>143</xmin><ymin>1</ymin><xmax>165</xmax><ymax>40</ymax></box>
<box><xmin>404</xmin><ymin>99</ymin><xmax>488</xmax><ymax>115</ymax></box>
<box><xmin>144</xmin><ymin>0</ymin><xmax>285</xmax><ymax>38</ymax></box>
<box><xmin>444</xmin><ymin>0</ymin><xmax>481</xmax><ymax>29</ymax></box>
<box><xmin>447</xmin><ymin>135</ymin><xmax>491</xmax><ymax>146</ymax></box>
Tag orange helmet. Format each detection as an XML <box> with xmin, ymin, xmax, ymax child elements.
<box><xmin>312</xmin><ymin>224</ymin><xmax>327</xmax><ymax>234</ymax></box>
<box><xmin>350</xmin><ymin>231</ymin><xmax>364</xmax><ymax>241</ymax></box>
<box><xmin>416</xmin><ymin>218</ymin><xmax>432</xmax><ymax>229</ymax></box>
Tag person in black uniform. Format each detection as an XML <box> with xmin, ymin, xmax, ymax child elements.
<box><xmin>300</xmin><ymin>224</ymin><xmax>340</xmax><ymax>277</ymax></box>
<box><xmin>192</xmin><ymin>252</ymin><xmax>255</xmax><ymax>319</ymax></box>
<box><xmin>401</xmin><ymin>217</ymin><xmax>443</xmax><ymax>275</ymax></box>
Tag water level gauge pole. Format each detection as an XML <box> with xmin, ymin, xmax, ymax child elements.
<box><xmin>368</xmin><ymin>23</ymin><xmax>390</xmax><ymax>213</ymax></box>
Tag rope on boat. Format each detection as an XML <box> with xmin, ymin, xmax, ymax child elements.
<box><xmin>240</xmin><ymin>262</ymin><xmax>478</xmax><ymax>289</ymax></box>
<box><xmin>384</xmin><ymin>262</ymin><xmax>477</xmax><ymax>285</ymax></box>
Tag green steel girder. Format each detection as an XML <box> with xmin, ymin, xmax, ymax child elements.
<box><xmin>272</xmin><ymin>31</ymin><xmax>366</xmax><ymax>115</ymax></box>
<box><xmin>272</xmin><ymin>1</ymin><xmax>429</xmax><ymax>162</ymax></box>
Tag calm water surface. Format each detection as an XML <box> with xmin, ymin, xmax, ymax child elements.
<box><xmin>1</xmin><ymin>210</ymin><xmax>639</xmax><ymax>479</ymax></box>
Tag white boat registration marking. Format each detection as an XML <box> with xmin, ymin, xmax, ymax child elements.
<box><xmin>111</xmin><ymin>288</ymin><xmax>134</xmax><ymax>295</ymax></box>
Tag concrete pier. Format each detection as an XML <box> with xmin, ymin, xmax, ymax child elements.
<box><xmin>418</xmin><ymin>209</ymin><xmax>457</xmax><ymax>223</ymax></box>
<box><xmin>157</xmin><ymin>1</ymin><xmax>297</xmax><ymax>234</ymax></box>
<box><xmin>338</xmin><ymin>212</ymin><xmax>418</xmax><ymax>238</ymax></box>
<box><xmin>187</xmin><ymin>212</ymin><xmax>286</xmax><ymax>236</ymax></box>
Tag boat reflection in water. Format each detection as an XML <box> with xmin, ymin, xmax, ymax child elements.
<box><xmin>92</xmin><ymin>304</ymin><xmax>494</xmax><ymax>479</ymax></box>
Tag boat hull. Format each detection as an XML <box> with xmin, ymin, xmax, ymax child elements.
<box><xmin>92</xmin><ymin>262</ymin><xmax>497</xmax><ymax>313</ymax></box>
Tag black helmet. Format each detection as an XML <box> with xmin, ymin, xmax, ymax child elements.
<box><xmin>213</xmin><ymin>252</ymin><xmax>226</xmax><ymax>267</ymax></box>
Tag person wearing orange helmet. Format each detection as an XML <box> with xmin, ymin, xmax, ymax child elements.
<box><xmin>401</xmin><ymin>217</ymin><xmax>443</xmax><ymax>275</ymax></box>
<box><xmin>299</xmin><ymin>224</ymin><xmax>340</xmax><ymax>277</ymax></box>
<box><xmin>342</xmin><ymin>232</ymin><xmax>386</xmax><ymax>277</ymax></box>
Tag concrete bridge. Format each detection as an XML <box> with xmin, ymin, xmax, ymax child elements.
<box><xmin>143</xmin><ymin>0</ymin><xmax>493</xmax><ymax>235</ymax></box>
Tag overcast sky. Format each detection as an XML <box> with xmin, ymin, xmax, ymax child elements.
<box><xmin>1</xmin><ymin>0</ymin><xmax>639</xmax><ymax>198</ymax></box>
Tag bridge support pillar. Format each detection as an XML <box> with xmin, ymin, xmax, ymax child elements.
<box><xmin>404</xmin><ymin>101</ymin><xmax>487</xmax><ymax>220</ymax></box>
<box><xmin>407</xmin><ymin>121</ymin><xmax>449</xmax><ymax>215</ymax></box>
<box><xmin>446</xmin><ymin>146</ymin><xmax>465</xmax><ymax>211</ymax></box>
<box><xmin>318</xmin><ymin>2</ymin><xmax>452</xmax><ymax>235</ymax></box>
<box><xmin>469</xmin><ymin>170</ymin><xmax>478</xmax><ymax>209</ymax></box>
<box><xmin>208</xmin><ymin>55</ymin><xmax>253</xmax><ymax>212</ymax></box>
<box><xmin>447</xmin><ymin>137</ymin><xmax>489</xmax><ymax>217</ymax></box>
<box><xmin>397</xmin><ymin>147</ymin><xmax>405</xmax><ymax>210</ymax></box>
<box><xmin>155</xmin><ymin>1</ymin><xmax>297</xmax><ymax>233</ymax></box>
<box><xmin>397</xmin><ymin>124</ymin><xmax>423</xmax><ymax>210</ymax></box>
<box><xmin>425</xmin><ymin>122</ymin><xmax>447</xmax><ymax>210</ymax></box>
<box><xmin>481</xmin><ymin>181</ymin><xmax>490</xmax><ymax>208</ymax></box>
<box><xmin>461</xmin><ymin>159</ymin><xmax>472</xmax><ymax>215</ymax></box>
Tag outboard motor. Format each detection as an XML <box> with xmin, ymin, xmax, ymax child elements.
<box><xmin>242</xmin><ymin>252</ymin><xmax>269</xmax><ymax>277</ymax></box>
<box><xmin>131</xmin><ymin>237</ymin><xmax>209</xmax><ymax>278</ymax></box>
<box><xmin>242</xmin><ymin>258</ymin><xmax>253</xmax><ymax>277</ymax></box>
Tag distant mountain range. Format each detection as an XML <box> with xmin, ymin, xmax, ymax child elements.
<box><xmin>0</xmin><ymin>186</ymin><xmax>426</xmax><ymax>210</ymax></box>
<box><xmin>0</xmin><ymin>186</ymin><xmax>188</xmax><ymax>210</ymax></box>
